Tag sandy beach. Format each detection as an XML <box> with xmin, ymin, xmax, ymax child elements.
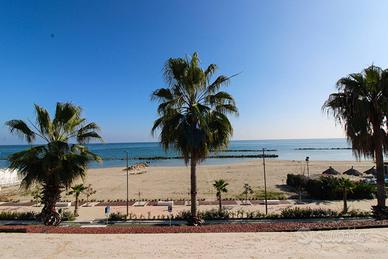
<box><xmin>0</xmin><ymin>159</ymin><xmax>378</xmax><ymax>221</ymax></box>
<box><xmin>2</xmin><ymin>159</ymin><xmax>375</xmax><ymax>201</ymax></box>
<box><xmin>1</xmin><ymin>228</ymin><xmax>388</xmax><ymax>258</ymax></box>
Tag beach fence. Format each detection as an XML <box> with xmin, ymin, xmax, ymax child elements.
<box><xmin>0</xmin><ymin>168</ymin><xmax>21</xmax><ymax>188</ymax></box>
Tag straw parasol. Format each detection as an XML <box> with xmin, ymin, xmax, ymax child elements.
<box><xmin>322</xmin><ymin>166</ymin><xmax>340</xmax><ymax>175</ymax></box>
<box><xmin>363</xmin><ymin>166</ymin><xmax>377</xmax><ymax>176</ymax></box>
<box><xmin>343</xmin><ymin>166</ymin><xmax>362</xmax><ymax>176</ymax></box>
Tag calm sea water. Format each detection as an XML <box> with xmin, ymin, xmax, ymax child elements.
<box><xmin>0</xmin><ymin>138</ymin><xmax>368</xmax><ymax>169</ymax></box>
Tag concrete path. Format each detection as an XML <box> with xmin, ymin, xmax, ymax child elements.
<box><xmin>1</xmin><ymin>228</ymin><xmax>388</xmax><ymax>258</ymax></box>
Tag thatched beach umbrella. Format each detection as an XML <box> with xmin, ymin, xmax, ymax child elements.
<box><xmin>322</xmin><ymin>166</ymin><xmax>340</xmax><ymax>175</ymax></box>
<box><xmin>363</xmin><ymin>166</ymin><xmax>377</xmax><ymax>176</ymax></box>
<box><xmin>343</xmin><ymin>166</ymin><xmax>362</xmax><ymax>176</ymax></box>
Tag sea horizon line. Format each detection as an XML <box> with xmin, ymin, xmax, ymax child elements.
<box><xmin>0</xmin><ymin>137</ymin><xmax>347</xmax><ymax>147</ymax></box>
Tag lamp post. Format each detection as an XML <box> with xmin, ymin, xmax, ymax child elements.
<box><xmin>262</xmin><ymin>148</ymin><xmax>268</xmax><ymax>215</ymax></box>
<box><xmin>125</xmin><ymin>151</ymin><xmax>129</xmax><ymax>219</ymax></box>
<box><xmin>305</xmin><ymin>156</ymin><xmax>310</xmax><ymax>178</ymax></box>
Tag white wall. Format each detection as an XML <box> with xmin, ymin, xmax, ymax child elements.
<box><xmin>0</xmin><ymin>169</ymin><xmax>21</xmax><ymax>187</ymax></box>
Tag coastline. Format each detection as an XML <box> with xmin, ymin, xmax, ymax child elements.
<box><xmin>0</xmin><ymin>138</ymin><xmax>363</xmax><ymax>169</ymax></box>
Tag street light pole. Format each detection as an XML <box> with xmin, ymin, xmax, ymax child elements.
<box><xmin>305</xmin><ymin>156</ymin><xmax>310</xmax><ymax>178</ymax></box>
<box><xmin>262</xmin><ymin>148</ymin><xmax>268</xmax><ymax>215</ymax></box>
<box><xmin>125</xmin><ymin>151</ymin><xmax>129</xmax><ymax>219</ymax></box>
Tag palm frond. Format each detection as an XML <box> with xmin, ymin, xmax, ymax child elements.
<box><xmin>34</xmin><ymin>104</ymin><xmax>52</xmax><ymax>138</ymax></box>
<box><xmin>5</xmin><ymin>120</ymin><xmax>36</xmax><ymax>143</ymax></box>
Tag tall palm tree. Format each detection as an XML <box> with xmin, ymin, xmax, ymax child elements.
<box><xmin>6</xmin><ymin>103</ymin><xmax>102</xmax><ymax>225</ymax></box>
<box><xmin>323</xmin><ymin>65</ymin><xmax>388</xmax><ymax>210</ymax></box>
<box><xmin>213</xmin><ymin>179</ymin><xmax>229</xmax><ymax>213</ymax></box>
<box><xmin>68</xmin><ymin>183</ymin><xmax>87</xmax><ymax>216</ymax></box>
<box><xmin>151</xmin><ymin>52</ymin><xmax>238</xmax><ymax>224</ymax></box>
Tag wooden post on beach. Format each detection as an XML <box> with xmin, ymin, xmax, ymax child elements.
<box><xmin>125</xmin><ymin>151</ymin><xmax>129</xmax><ymax>219</ymax></box>
<box><xmin>262</xmin><ymin>148</ymin><xmax>268</xmax><ymax>215</ymax></box>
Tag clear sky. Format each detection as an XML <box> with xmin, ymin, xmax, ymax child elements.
<box><xmin>1</xmin><ymin>0</ymin><xmax>388</xmax><ymax>144</ymax></box>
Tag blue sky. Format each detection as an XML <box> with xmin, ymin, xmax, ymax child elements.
<box><xmin>1</xmin><ymin>0</ymin><xmax>388</xmax><ymax>144</ymax></box>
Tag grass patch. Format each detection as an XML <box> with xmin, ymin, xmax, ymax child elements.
<box><xmin>236</xmin><ymin>188</ymin><xmax>286</xmax><ymax>200</ymax></box>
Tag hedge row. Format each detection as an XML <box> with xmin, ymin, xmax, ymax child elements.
<box><xmin>286</xmin><ymin>174</ymin><xmax>375</xmax><ymax>200</ymax></box>
<box><xmin>0</xmin><ymin>211</ymin><xmax>37</xmax><ymax>220</ymax></box>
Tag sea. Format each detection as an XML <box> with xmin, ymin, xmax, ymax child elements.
<box><xmin>0</xmin><ymin>138</ymin><xmax>370</xmax><ymax>169</ymax></box>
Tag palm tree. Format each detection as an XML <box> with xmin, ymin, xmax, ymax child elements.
<box><xmin>337</xmin><ymin>178</ymin><xmax>354</xmax><ymax>214</ymax></box>
<box><xmin>6</xmin><ymin>103</ymin><xmax>102</xmax><ymax>225</ymax></box>
<box><xmin>323</xmin><ymin>65</ymin><xmax>388</xmax><ymax>210</ymax></box>
<box><xmin>242</xmin><ymin>183</ymin><xmax>253</xmax><ymax>204</ymax></box>
<box><xmin>151</xmin><ymin>52</ymin><xmax>238</xmax><ymax>224</ymax></box>
<box><xmin>68</xmin><ymin>183</ymin><xmax>87</xmax><ymax>216</ymax></box>
<box><xmin>213</xmin><ymin>179</ymin><xmax>229</xmax><ymax>213</ymax></box>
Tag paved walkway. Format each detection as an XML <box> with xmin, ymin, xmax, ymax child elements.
<box><xmin>1</xmin><ymin>228</ymin><xmax>388</xmax><ymax>258</ymax></box>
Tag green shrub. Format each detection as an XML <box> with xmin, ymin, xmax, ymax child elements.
<box><xmin>60</xmin><ymin>210</ymin><xmax>76</xmax><ymax>221</ymax></box>
<box><xmin>108</xmin><ymin>212</ymin><xmax>126</xmax><ymax>221</ymax></box>
<box><xmin>305</xmin><ymin>176</ymin><xmax>340</xmax><ymax>200</ymax></box>
<box><xmin>286</xmin><ymin>174</ymin><xmax>375</xmax><ymax>200</ymax></box>
<box><xmin>237</xmin><ymin>189</ymin><xmax>287</xmax><ymax>200</ymax></box>
<box><xmin>171</xmin><ymin>207</ymin><xmax>370</xmax><ymax>221</ymax></box>
<box><xmin>174</xmin><ymin>211</ymin><xmax>193</xmax><ymax>221</ymax></box>
<box><xmin>371</xmin><ymin>206</ymin><xmax>388</xmax><ymax>220</ymax></box>
<box><xmin>0</xmin><ymin>211</ymin><xmax>37</xmax><ymax>220</ymax></box>
<box><xmin>266</xmin><ymin>213</ymin><xmax>280</xmax><ymax>219</ymax></box>
<box><xmin>201</xmin><ymin>209</ymin><xmax>230</xmax><ymax>220</ymax></box>
<box><xmin>246</xmin><ymin>211</ymin><xmax>267</xmax><ymax>219</ymax></box>
<box><xmin>286</xmin><ymin>174</ymin><xmax>308</xmax><ymax>188</ymax></box>
<box><xmin>280</xmin><ymin>207</ymin><xmax>338</xmax><ymax>219</ymax></box>
<box><xmin>352</xmin><ymin>182</ymin><xmax>375</xmax><ymax>199</ymax></box>
<box><xmin>253</xmin><ymin>190</ymin><xmax>287</xmax><ymax>200</ymax></box>
<box><xmin>175</xmin><ymin>209</ymin><xmax>230</xmax><ymax>221</ymax></box>
<box><xmin>343</xmin><ymin>209</ymin><xmax>372</xmax><ymax>217</ymax></box>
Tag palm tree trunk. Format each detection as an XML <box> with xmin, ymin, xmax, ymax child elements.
<box><xmin>41</xmin><ymin>183</ymin><xmax>61</xmax><ymax>226</ymax></box>
<box><xmin>74</xmin><ymin>194</ymin><xmax>79</xmax><ymax>216</ymax></box>
<box><xmin>374</xmin><ymin>126</ymin><xmax>386</xmax><ymax>208</ymax></box>
<box><xmin>343</xmin><ymin>189</ymin><xmax>348</xmax><ymax>213</ymax></box>
<box><xmin>190</xmin><ymin>157</ymin><xmax>198</xmax><ymax>222</ymax></box>
<box><xmin>218</xmin><ymin>194</ymin><xmax>222</xmax><ymax>213</ymax></box>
